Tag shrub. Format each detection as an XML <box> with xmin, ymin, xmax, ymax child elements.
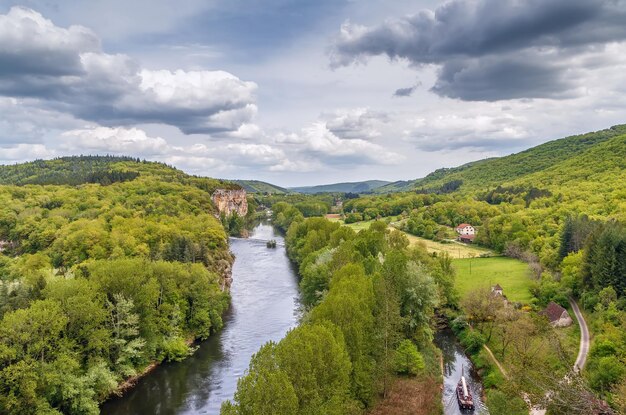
<box><xmin>393</xmin><ymin>340</ymin><xmax>424</xmax><ymax>376</ymax></box>
<box><xmin>486</xmin><ymin>390</ymin><xmax>528</xmax><ymax>415</ymax></box>
<box><xmin>162</xmin><ymin>336</ymin><xmax>190</xmax><ymax>362</ymax></box>
<box><xmin>589</xmin><ymin>356</ymin><xmax>625</xmax><ymax>392</ymax></box>
<box><xmin>450</xmin><ymin>316</ymin><xmax>468</xmax><ymax>335</ymax></box>
<box><xmin>460</xmin><ymin>330</ymin><xmax>485</xmax><ymax>355</ymax></box>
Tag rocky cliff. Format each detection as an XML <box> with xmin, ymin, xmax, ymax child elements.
<box><xmin>212</xmin><ymin>189</ymin><xmax>248</xmax><ymax>217</ymax></box>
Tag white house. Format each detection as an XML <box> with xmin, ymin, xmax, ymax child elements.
<box><xmin>455</xmin><ymin>223</ymin><xmax>476</xmax><ymax>243</ymax></box>
<box><xmin>491</xmin><ymin>284</ymin><xmax>503</xmax><ymax>296</ymax></box>
<box><xmin>455</xmin><ymin>223</ymin><xmax>475</xmax><ymax>235</ymax></box>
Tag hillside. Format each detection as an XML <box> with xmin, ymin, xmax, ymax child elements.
<box><xmin>290</xmin><ymin>179</ymin><xmax>390</xmax><ymax>194</ymax></box>
<box><xmin>0</xmin><ymin>155</ymin><xmax>245</xmax><ymax>413</ymax></box>
<box><xmin>0</xmin><ymin>155</ymin><xmax>239</xmax><ymax>193</ymax></box>
<box><xmin>510</xmin><ymin>131</ymin><xmax>626</xmax><ymax>217</ymax></box>
<box><xmin>233</xmin><ymin>179</ymin><xmax>289</xmax><ymax>194</ymax></box>
<box><xmin>374</xmin><ymin>124</ymin><xmax>626</xmax><ymax>193</ymax></box>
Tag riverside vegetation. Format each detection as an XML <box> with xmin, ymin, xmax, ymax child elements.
<box><xmin>0</xmin><ymin>157</ymin><xmax>247</xmax><ymax>414</ymax></box>
<box><xmin>221</xmin><ymin>204</ymin><xmax>454</xmax><ymax>414</ymax></box>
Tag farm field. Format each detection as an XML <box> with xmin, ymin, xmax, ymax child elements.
<box><xmin>453</xmin><ymin>257</ymin><xmax>533</xmax><ymax>303</ymax></box>
<box><xmin>397</xmin><ymin>230</ymin><xmax>491</xmax><ymax>258</ymax></box>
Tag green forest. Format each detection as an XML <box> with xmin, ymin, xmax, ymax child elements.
<box><xmin>0</xmin><ymin>157</ymin><xmax>239</xmax><ymax>414</ymax></box>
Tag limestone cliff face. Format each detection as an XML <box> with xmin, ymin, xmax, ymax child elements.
<box><xmin>212</xmin><ymin>189</ymin><xmax>248</xmax><ymax>217</ymax></box>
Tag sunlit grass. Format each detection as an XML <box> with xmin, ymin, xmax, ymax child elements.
<box><xmin>453</xmin><ymin>257</ymin><xmax>533</xmax><ymax>303</ymax></box>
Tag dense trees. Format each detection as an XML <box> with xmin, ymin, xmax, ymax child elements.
<box><xmin>222</xmin><ymin>216</ymin><xmax>446</xmax><ymax>413</ymax></box>
<box><xmin>0</xmin><ymin>158</ymin><xmax>234</xmax><ymax>413</ymax></box>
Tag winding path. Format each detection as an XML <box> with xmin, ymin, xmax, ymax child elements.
<box><xmin>483</xmin><ymin>299</ymin><xmax>590</xmax><ymax>415</ymax></box>
<box><xmin>569</xmin><ymin>298</ymin><xmax>589</xmax><ymax>372</ymax></box>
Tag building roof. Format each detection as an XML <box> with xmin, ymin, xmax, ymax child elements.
<box><xmin>492</xmin><ymin>284</ymin><xmax>503</xmax><ymax>291</ymax></box>
<box><xmin>456</xmin><ymin>223</ymin><xmax>472</xmax><ymax>229</ymax></box>
<box><xmin>541</xmin><ymin>301</ymin><xmax>569</xmax><ymax>322</ymax></box>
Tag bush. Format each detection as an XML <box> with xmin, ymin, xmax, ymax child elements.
<box><xmin>589</xmin><ymin>356</ymin><xmax>625</xmax><ymax>392</ymax></box>
<box><xmin>450</xmin><ymin>316</ymin><xmax>468</xmax><ymax>335</ymax></box>
<box><xmin>486</xmin><ymin>390</ymin><xmax>528</xmax><ymax>415</ymax></box>
<box><xmin>393</xmin><ymin>340</ymin><xmax>425</xmax><ymax>376</ymax></box>
<box><xmin>162</xmin><ymin>336</ymin><xmax>190</xmax><ymax>362</ymax></box>
<box><xmin>460</xmin><ymin>330</ymin><xmax>485</xmax><ymax>355</ymax></box>
<box><xmin>344</xmin><ymin>213</ymin><xmax>363</xmax><ymax>224</ymax></box>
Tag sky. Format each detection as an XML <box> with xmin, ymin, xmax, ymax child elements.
<box><xmin>0</xmin><ymin>0</ymin><xmax>625</xmax><ymax>187</ymax></box>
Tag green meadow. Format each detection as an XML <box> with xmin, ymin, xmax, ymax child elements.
<box><xmin>452</xmin><ymin>256</ymin><xmax>533</xmax><ymax>303</ymax></box>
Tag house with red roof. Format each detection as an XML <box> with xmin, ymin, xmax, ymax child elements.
<box><xmin>540</xmin><ymin>301</ymin><xmax>573</xmax><ymax>327</ymax></box>
<box><xmin>455</xmin><ymin>223</ymin><xmax>475</xmax><ymax>243</ymax></box>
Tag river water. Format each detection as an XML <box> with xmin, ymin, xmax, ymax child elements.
<box><xmin>100</xmin><ymin>223</ymin><xmax>301</xmax><ymax>415</ymax></box>
<box><xmin>435</xmin><ymin>329</ymin><xmax>489</xmax><ymax>415</ymax></box>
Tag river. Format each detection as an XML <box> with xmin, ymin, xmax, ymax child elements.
<box><xmin>435</xmin><ymin>329</ymin><xmax>489</xmax><ymax>415</ymax></box>
<box><xmin>100</xmin><ymin>223</ymin><xmax>301</xmax><ymax>415</ymax></box>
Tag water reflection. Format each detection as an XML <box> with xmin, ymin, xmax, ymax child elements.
<box><xmin>434</xmin><ymin>329</ymin><xmax>490</xmax><ymax>415</ymax></box>
<box><xmin>101</xmin><ymin>223</ymin><xmax>301</xmax><ymax>415</ymax></box>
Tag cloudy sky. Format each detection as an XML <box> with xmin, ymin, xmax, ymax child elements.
<box><xmin>1</xmin><ymin>0</ymin><xmax>625</xmax><ymax>186</ymax></box>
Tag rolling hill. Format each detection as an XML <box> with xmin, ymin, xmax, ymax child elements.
<box><xmin>290</xmin><ymin>180</ymin><xmax>390</xmax><ymax>194</ymax></box>
<box><xmin>233</xmin><ymin>179</ymin><xmax>290</xmax><ymax>194</ymax></box>
<box><xmin>0</xmin><ymin>155</ymin><xmax>239</xmax><ymax>192</ymax></box>
<box><xmin>374</xmin><ymin>124</ymin><xmax>626</xmax><ymax>194</ymax></box>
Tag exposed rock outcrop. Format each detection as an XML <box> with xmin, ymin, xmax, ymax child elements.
<box><xmin>212</xmin><ymin>189</ymin><xmax>248</xmax><ymax>217</ymax></box>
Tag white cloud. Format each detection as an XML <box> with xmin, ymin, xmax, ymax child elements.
<box><xmin>0</xmin><ymin>6</ymin><xmax>99</xmax><ymax>75</ymax></box>
<box><xmin>139</xmin><ymin>70</ymin><xmax>256</xmax><ymax>110</ymax></box>
<box><xmin>0</xmin><ymin>7</ymin><xmax>258</xmax><ymax>135</ymax></box>
<box><xmin>280</xmin><ymin>122</ymin><xmax>402</xmax><ymax>165</ymax></box>
<box><xmin>0</xmin><ymin>143</ymin><xmax>56</xmax><ymax>163</ymax></box>
<box><xmin>321</xmin><ymin>107</ymin><xmax>388</xmax><ymax>140</ymax></box>
<box><xmin>61</xmin><ymin>126</ymin><xmax>169</xmax><ymax>155</ymax></box>
<box><xmin>405</xmin><ymin>113</ymin><xmax>531</xmax><ymax>151</ymax></box>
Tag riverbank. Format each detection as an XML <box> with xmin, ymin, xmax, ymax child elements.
<box><xmin>100</xmin><ymin>223</ymin><xmax>301</xmax><ymax>414</ymax></box>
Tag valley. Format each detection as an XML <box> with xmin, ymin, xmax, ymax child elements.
<box><xmin>0</xmin><ymin>124</ymin><xmax>624</xmax><ymax>415</ymax></box>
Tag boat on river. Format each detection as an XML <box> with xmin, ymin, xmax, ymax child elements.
<box><xmin>456</xmin><ymin>368</ymin><xmax>475</xmax><ymax>412</ymax></box>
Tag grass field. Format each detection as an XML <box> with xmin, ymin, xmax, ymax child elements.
<box><xmin>399</xmin><ymin>231</ymin><xmax>491</xmax><ymax>258</ymax></box>
<box><xmin>453</xmin><ymin>257</ymin><xmax>533</xmax><ymax>303</ymax></box>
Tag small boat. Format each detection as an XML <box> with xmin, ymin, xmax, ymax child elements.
<box><xmin>456</xmin><ymin>368</ymin><xmax>475</xmax><ymax>411</ymax></box>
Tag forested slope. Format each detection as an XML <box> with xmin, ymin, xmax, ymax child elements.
<box><xmin>233</xmin><ymin>179</ymin><xmax>289</xmax><ymax>194</ymax></box>
<box><xmin>290</xmin><ymin>180</ymin><xmax>390</xmax><ymax>194</ymax></box>
<box><xmin>375</xmin><ymin>124</ymin><xmax>626</xmax><ymax>193</ymax></box>
<box><xmin>0</xmin><ymin>157</ymin><xmax>238</xmax><ymax>414</ymax></box>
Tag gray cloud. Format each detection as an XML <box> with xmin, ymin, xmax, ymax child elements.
<box><xmin>330</xmin><ymin>0</ymin><xmax>626</xmax><ymax>101</ymax></box>
<box><xmin>393</xmin><ymin>86</ymin><xmax>416</xmax><ymax>97</ymax></box>
<box><xmin>405</xmin><ymin>112</ymin><xmax>532</xmax><ymax>151</ymax></box>
<box><xmin>432</xmin><ymin>56</ymin><xmax>576</xmax><ymax>101</ymax></box>
<box><xmin>322</xmin><ymin>108</ymin><xmax>389</xmax><ymax>140</ymax></box>
<box><xmin>0</xmin><ymin>7</ymin><xmax>257</xmax><ymax>134</ymax></box>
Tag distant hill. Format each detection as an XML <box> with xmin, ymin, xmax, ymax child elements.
<box><xmin>290</xmin><ymin>180</ymin><xmax>391</xmax><ymax>194</ymax></box>
<box><xmin>233</xmin><ymin>179</ymin><xmax>290</xmax><ymax>194</ymax></box>
<box><xmin>373</xmin><ymin>124</ymin><xmax>626</xmax><ymax>193</ymax></box>
<box><xmin>0</xmin><ymin>155</ymin><xmax>238</xmax><ymax>192</ymax></box>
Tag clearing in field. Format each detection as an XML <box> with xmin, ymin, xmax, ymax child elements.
<box><xmin>397</xmin><ymin>230</ymin><xmax>491</xmax><ymax>258</ymax></box>
<box><xmin>453</xmin><ymin>257</ymin><xmax>533</xmax><ymax>304</ymax></box>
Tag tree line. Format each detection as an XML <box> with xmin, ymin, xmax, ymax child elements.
<box><xmin>221</xmin><ymin>206</ymin><xmax>457</xmax><ymax>414</ymax></box>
